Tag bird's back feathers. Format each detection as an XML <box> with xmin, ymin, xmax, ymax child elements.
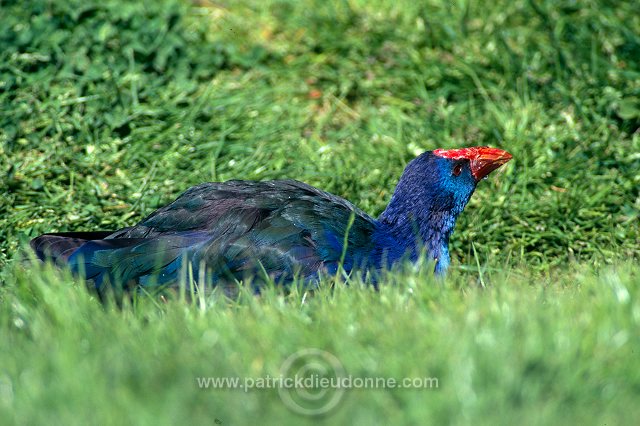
<box><xmin>32</xmin><ymin>180</ymin><xmax>382</xmax><ymax>291</ymax></box>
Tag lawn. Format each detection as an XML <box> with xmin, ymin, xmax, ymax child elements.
<box><xmin>1</xmin><ymin>0</ymin><xmax>639</xmax><ymax>424</ymax></box>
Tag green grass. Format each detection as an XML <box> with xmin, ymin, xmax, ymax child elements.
<box><xmin>1</xmin><ymin>0</ymin><xmax>639</xmax><ymax>424</ymax></box>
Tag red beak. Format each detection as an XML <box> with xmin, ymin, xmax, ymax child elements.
<box><xmin>433</xmin><ymin>146</ymin><xmax>513</xmax><ymax>181</ymax></box>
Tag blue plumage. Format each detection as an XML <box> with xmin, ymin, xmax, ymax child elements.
<box><xmin>30</xmin><ymin>147</ymin><xmax>511</xmax><ymax>293</ymax></box>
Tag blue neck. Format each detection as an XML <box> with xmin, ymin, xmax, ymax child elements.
<box><xmin>378</xmin><ymin>203</ymin><xmax>457</xmax><ymax>275</ymax></box>
<box><xmin>375</xmin><ymin>155</ymin><xmax>474</xmax><ymax>274</ymax></box>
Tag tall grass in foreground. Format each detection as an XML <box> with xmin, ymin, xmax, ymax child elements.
<box><xmin>1</xmin><ymin>260</ymin><xmax>639</xmax><ymax>424</ymax></box>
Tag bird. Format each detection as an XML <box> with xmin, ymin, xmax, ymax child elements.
<box><xmin>30</xmin><ymin>146</ymin><xmax>512</xmax><ymax>295</ymax></box>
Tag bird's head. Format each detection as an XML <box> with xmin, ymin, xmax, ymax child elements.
<box><xmin>387</xmin><ymin>146</ymin><xmax>512</xmax><ymax>216</ymax></box>
<box><xmin>379</xmin><ymin>146</ymin><xmax>512</xmax><ymax>272</ymax></box>
<box><xmin>428</xmin><ymin>146</ymin><xmax>513</xmax><ymax>214</ymax></box>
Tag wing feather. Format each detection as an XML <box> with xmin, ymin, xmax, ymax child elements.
<box><xmin>35</xmin><ymin>180</ymin><xmax>381</xmax><ymax>290</ymax></box>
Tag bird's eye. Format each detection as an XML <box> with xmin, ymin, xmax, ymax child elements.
<box><xmin>453</xmin><ymin>163</ymin><xmax>463</xmax><ymax>176</ymax></box>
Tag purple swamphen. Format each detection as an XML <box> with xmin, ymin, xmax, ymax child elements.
<box><xmin>31</xmin><ymin>146</ymin><xmax>512</xmax><ymax>293</ymax></box>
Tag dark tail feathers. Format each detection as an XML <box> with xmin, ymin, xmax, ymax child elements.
<box><xmin>30</xmin><ymin>231</ymin><xmax>114</xmax><ymax>265</ymax></box>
